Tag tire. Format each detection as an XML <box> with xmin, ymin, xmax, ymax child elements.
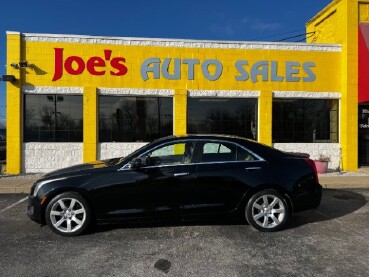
<box><xmin>45</xmin><ymin>192</ymin><xmax>91</xmax><ymax>236</ymax></box>
<box><xmin>245</xmin><ymin>189</ymin><xmax>290</xmax><ymax>232</ymax></box>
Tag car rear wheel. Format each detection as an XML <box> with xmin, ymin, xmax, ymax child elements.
<box><xmin>45</xmin><ymin>192</ymin><xmax>91</xmax><ymax>236</ymax></box>
<box><xmin>245</xmin><ymin>190</ymin><xmax>290</xmax><ymax>232</ymax></box>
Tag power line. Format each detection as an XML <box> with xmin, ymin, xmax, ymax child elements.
<box><xmin>250</xmin><ymin>28</ymin><xmax>306</xmax><ymax>41</ymax></box>
<box><xmin>274</xmin><ymin>31</ymin><xmax>315</xmax><ymax>42</ymax></box>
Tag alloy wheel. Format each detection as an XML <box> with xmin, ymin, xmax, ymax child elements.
<box><xmin>251</xmin><ymin>194</ymin><xmax>286</xmax><ymax>229</ymax></box>
<box><xmin>49</xmin><ymin>197</ymin><xmax>86</xmax><ymax>233</ymax></box>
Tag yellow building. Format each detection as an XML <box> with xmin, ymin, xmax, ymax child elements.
<box><xmin>4</xmin><ymin>0</ymin><xmax>369</xmax><ymax>173</ymax></box>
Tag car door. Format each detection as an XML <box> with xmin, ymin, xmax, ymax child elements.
<box><xmin>180</xmin><ymin>140</ymin><xmax>266</xmax><ymax>215</ymax></box>
<box><xmin>92</xmin><ymin>141</ymin><xmax>196</xmax><ymax>220</ymax></box>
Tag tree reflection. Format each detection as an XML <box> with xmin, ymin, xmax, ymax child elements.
<box><xmin>24</xmin><ymin>95</ymin><xmax>83</xmax><ymax>142</ymax></box>
<box><xmin>99</xmin><ymin>97</ymin><xmax>173</xmax><ymax>142</ymax></box>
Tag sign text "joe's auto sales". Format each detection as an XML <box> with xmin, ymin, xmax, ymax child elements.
<box><xmin>52</xmin><ymin>48</ymin><xmax>316</xmax><ymax>83</ymax></box>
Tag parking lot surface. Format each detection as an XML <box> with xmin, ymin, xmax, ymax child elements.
<box><xmin>1</xmin><ymin>189</ymin><xmax>369</xmax><ymax>277</ymax></box>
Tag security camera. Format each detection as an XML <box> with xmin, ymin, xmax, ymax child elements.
<box><xmin>19</xmin><ymin>61</ymin><xmax>29</xmax><ymax>68</ymax></box>
<box><xmin>10</xmin><ymin>63</ymin><xmax>19</xmax><ymax>69</ymax></box>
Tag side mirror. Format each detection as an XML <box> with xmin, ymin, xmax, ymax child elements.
<box><xmin>130</xmin><ymin>157</ymin><xmax>142</xmax><ymax>169</ymax></box>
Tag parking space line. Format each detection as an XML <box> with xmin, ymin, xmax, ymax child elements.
<box><xmin>0</xmin><ymin>197</ymin><xmax>28</xmax><ymax>214</ymax></box>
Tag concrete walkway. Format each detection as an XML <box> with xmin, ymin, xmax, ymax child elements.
<box><xmin>0</xmin><ymin>175</ymin><xmax>40</xmax><ymax>193</ymax></box>
<box><xmin>0</xmin><ymin>169</ymin><xmax>368</xmax><ymax>193</ymax></box>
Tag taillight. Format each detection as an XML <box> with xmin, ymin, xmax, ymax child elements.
<box><xmin>304</xmin><ymin>158</ymin><xmax>319</xmax><ymax>182</ymax></box>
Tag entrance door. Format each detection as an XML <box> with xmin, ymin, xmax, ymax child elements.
<box><xmin>359</xmin><ymin>105</ymin><xmax>369</xmax><ymax>166</ymax></box>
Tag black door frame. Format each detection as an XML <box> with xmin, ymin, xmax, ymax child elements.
<box><xmin>359</xmin><ymin>104</ymin><xmax>369</xmax><ymax>166</ymax></box>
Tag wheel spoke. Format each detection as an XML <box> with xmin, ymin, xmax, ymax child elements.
<box><xmin>74</xmin><ymin>208</ymin><xmax>85</xmax><ymax>215</ymax></box>
<box><xmin>262</xmin><ymin>215</ymin><xmax>269</xmax><ymax>227</ymax></box>
<box><xmin>72</xmin><ymin>216</ymin><xmax>83</xmax><ymax>226</ymax></box>
<box><xmin>66</xmin><ymin>219</ymin><xmax>72</xmax><ymax>232</ymax></box>
<box><xmin>58</xmin><ymin>200</ymin><xmax>66</xmax><ymax>210</ymax></box>
<box><xmin>50</xmin><ymin>211</ymin><xmax>63</xmax><ymax>216</ymax></box>
<box><xmin>262</xmin><ymin>195</ymin><xmax>268</xmax><ymax>206</ymax></box>
<box><xmin>270</xmin><ymin>198</ymin><xmax>278</xmax><ymax>208</ymax></box>
<box><xmin>54</xmin><ymin>218</ymin><xmax>66</xmax><ymax>228</ymax></box>
<box><xmin>253</xmin><ymin>203</ymin><xmax>262</xmax><ymax>210</ymax></box>
<box><xmin>270</xmin><ymin>214</ymin><xmax>280</xmax><ymax>225</ymax></box>
<box><xmin>69</xmin><ymin>199</ymin><xmax>76</xmax><ymax>210</ymax></box>
<box><xmin>272</xmin><ymin>208</ymin><xmax>285</xmax><ymax>214</ymax></box>
<box><xmin>254</xmin><ymin>212</ymin><xmax>264</xmax><ymax>220</ymax></box>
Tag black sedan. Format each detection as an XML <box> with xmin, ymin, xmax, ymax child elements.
<box><xmin>28</xmin><ymin>135</ymin><xmax>322</xmax><ymax>236</ymax></box>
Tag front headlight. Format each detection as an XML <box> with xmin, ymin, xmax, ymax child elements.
<box><xmin>33</xmin><ymin>177</ymin><xmax>67</xmax><ymax>197</ymax></box>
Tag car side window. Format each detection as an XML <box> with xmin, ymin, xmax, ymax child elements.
<box><xmin>237</xmin><ymin>146</ymin><xmax>257</xmax><ymax>161</ymax></box>
<box><xmin>200</xmin><ymin>142</ymin><xmax>257</xmax><ymax>163</ymax></box>
<box><xmin>201</xmin><ymin>142</ymin><xmax>236</xmax><ymax>162</ymax></box>
<box><xmin>143</xmin><ymin>142</ymin><xmax>195</xmax><ymax>166</ymax></box>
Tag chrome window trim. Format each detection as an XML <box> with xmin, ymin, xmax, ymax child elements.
<box><xmin>119</xmin><ymin>159</ymin><xmax>266</xmax><ymax>171</ymax></box>
<box><xmin>118</xmin><ymin>138</ymin><xmax>265</xmax><ymax>171</ymax></box>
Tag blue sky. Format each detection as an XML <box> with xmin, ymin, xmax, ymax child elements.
<box><xmin>0</xmin><ymin>0</ymin><xmax>332</xmax><ymax>127</ymax></box>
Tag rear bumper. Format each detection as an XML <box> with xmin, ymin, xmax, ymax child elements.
<box><xmin>27</xmin><ymin>196</ymin><xmax>43</xmax><ymax>224</ymax></box>
<box><xmin>292</xmin><ymin>183</ymin><xmax>322</xmax><ymax>213</ymax></box>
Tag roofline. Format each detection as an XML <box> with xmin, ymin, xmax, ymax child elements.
<box><xmin>6</xmin><ymin>31</ymin><xmax>341</xmax><ymax>51</ymax></box>
<box><xmin>306</xmin><ymin>0</ymin><xmax>341</xmax><ymax>27</ymax></box>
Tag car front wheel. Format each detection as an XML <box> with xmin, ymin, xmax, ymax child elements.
<box><xmin>45</xmin><ymin>192</ymin><xmax>91</xmax><ymax>236</ymax></box>
<box><xmin>245</xmin><ymin>189</ymin><xmax>290</xmax><ymax>232</ymax></box>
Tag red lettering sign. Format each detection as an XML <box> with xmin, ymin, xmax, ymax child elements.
<box><xmin>52</xmin><ymin>48</ymin><xmax>128</xmax><ymax>81</ymax></box>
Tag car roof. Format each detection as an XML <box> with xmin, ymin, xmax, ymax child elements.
<box><xmin>155</xmin><ymin>134</ymin><xmax>289</xmax><ymax>160</ymax></box>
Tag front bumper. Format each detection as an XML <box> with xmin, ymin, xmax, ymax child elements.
<box><xmin>27</xmin><ymin>196</ymin><xmax>43</xmax><ymax>224</ymax></box>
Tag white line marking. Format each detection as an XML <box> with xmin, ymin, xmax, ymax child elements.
<box><xmin>0</xmin><ymin>197</ymin><xmax>28</xmax><ymax>213</ymax></box>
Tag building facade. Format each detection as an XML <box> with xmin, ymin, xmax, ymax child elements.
<box><xmin>5</xmin><ymin>0</ymin><xmax>369</xmax><ymax>174</ymax></box>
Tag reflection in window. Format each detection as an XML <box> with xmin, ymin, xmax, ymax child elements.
<box><xmin>272</xmin><ymin>99</ymin><xmax>339</xmax><ymax>143</ymax></box>
<box><xmin>24</xmin><ymin>94</ymin><xmax>83</xmax><ymax>142</ymax></box>
<box><xmin>144</xmin><ymin>142</ymin><xmax>190</xmax><ymax>166</ymax></box>
<box><xmin>187</xmin><ymin>98</ymin><xmax>258</xmax><ymax>140</ymax></box>
<box><xmin>200</xmin><ymin>142</ymin><xmax>256</xmax><ymax>162</ymax></box>
<box><xmin>99</xmin><ymin>96</ymin><xmax>173</xmax><ymax>142</ymax></box>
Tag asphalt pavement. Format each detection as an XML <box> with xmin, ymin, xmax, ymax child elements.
<box><xmin>0</xmin><ymin>188</ymin><xmax>369</xmax><ymax>277</ymax></box>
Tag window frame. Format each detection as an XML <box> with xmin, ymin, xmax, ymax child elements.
<box><xmin>120</xmin><ymin>139</ymin><xmax>265</xmax><ymax>170</ymax></box>
<box><xmin>98</xmin><ymin>95</ymin><xmax>173</xmax><ymax>143</ymax></box>
<box><xmin>272</xmin><ymin>98</ymin><xmax>339</xmax><ymax>143</ymax></box>
<box><xmin>23</xmin><ymin>94</ymin><xmax>83</xmax><ymax>143</ymax></box>
<box><xmin>187</xmin><ymin>97</ymin><xmax>258</xmax><ymax>140</ymax></box>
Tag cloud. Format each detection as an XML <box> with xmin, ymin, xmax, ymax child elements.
<box><xmin>250</xmin><ymin>20</ymin><xmax>280</xmax><ymax>31</ymax></box>
<box><xmin>210</xmin><ymin>15</ymin><xmax>281</xmax><ymax>38</ymax></box>
<box><xmin>210</xmin><ymin>23</ymin><xmax>235</xmax><ymax>37</ymax></box>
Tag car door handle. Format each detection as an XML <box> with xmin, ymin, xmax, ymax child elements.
<box><xmin>174</xmin><ymin>172</ymin><xmax>189</xmax><ymax>177</ymax></box>
<box><xmin>245</xmin><ymin>167</ymin><xmax>261</xmax><ymax>171</ymax></box>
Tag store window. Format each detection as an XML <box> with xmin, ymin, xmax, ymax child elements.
<box><xmin>187</xmin><ymin>98</ymin><xmax>258</xmax><ymax>140</ymax></box>
<box><xmin>24</xmin><ymin>94</ymin><xmax>83</xmax><ymax>142</ymax></box>
<box><xmin>99</xmin><ymin>96</ymin><xmax>173</xmax><ymax>142</ymax></box>
<box><xmin>272</xmin><ymin>99</ymin><xmax>338</xmax><ymax>143</ymax></box>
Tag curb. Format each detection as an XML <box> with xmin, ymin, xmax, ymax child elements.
<box><xmin>319</xmin><ymin>176</ymin><xmax>369</xmax><ymax>189</ymax></box>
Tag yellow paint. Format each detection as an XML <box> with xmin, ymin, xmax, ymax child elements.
<box><xmin>21</xmin><ymin>41</ymin><xmax>341</xmax><ymax>93</ymax></box>
<box><xmin>258</xmin><ymin>90</ymin><xmax>272</xmax><ymax>146</ymax></box>
<box><xmin>83</xmin><ymin>87</ymin><xmax>98</xmax><ymax>162</ymax></box>
<box><xmin>6</xmin><ymin>33</ymin><xmax>22</xmax><ymax>174</ymax></box>
<box><xmin>8</xmin><ymin>4</ymin><xmax>363</xmax><ymax>173</ymax></box>
<box><xmin>359</xmin><ymin>1</ymin><xmax>369</xmax><ymax>22</ymax></box>
<box><xmin>307</xmin><ymin>0</ymin><xmax>358</xmax><ymax>171</ymax></box>
<box><xmin>173</xmin><ymin>89</ymin><xmax>187</xmax><ymax>136</ymax></box>
<box><xmin>174</xmin><ymin>143</ymin><xmax>185</xmax><ymax>155</ymax></box>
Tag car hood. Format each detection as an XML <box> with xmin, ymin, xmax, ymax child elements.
<box><xmin>41</xmin><ymin>158</ymin><xmax>122</xmax><ymax>179</ymax></box>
